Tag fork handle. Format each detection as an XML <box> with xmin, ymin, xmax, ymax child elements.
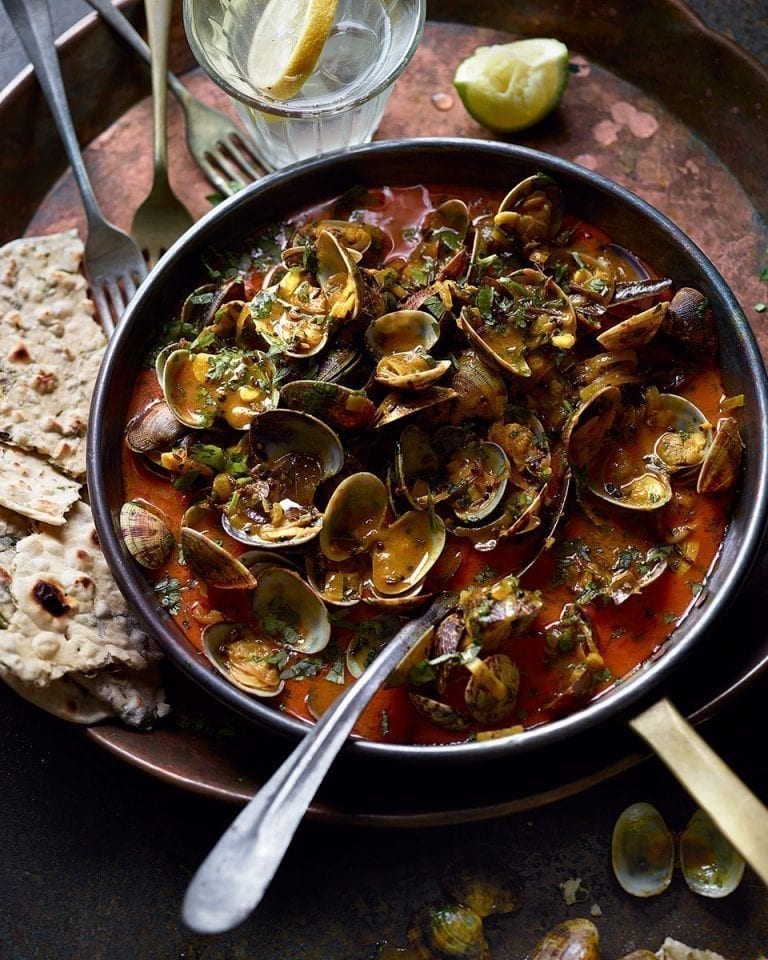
<box><xmin>83</xmin><ymin>0</ymin><xmax>192</xmax><ymax>107</ymax></box>
<box><xmin>145</xmin><ymin>0</ymin><xmax>173</xmax><ymax>174</ymax></box>
<box><xmin>2</xmin><ymin>0</ymin><xmax>104</xmax><ymax>228</ymax></box>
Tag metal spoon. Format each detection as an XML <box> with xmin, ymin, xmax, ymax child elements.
<box><xmin>181</xmin><ymin>591</ymin><xmax>458</xmax><ymax>934</ymax></box>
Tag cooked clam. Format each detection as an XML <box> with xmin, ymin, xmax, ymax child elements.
<box><xmin>458</xmin><ymin>270</ymin><xmax>576</xmax><ymax>378</ymax></box>
<box><xmin>577</xmin><ymin>390</ymin><xmax>711</xmax><ymax>511</ymax></box>
<box><xmin>463</xmin><ymin>574</ymin><xmax>543</xmax><ymax>651</ymax></box>
<box><xmin>315</xmin><ymin>228</ymin><xmax>364</xmax><ymax>322</ymax></box>
<box><xmin>125</xmin><ymin>400</ymin><xmax>186</xmax><ymax>453</ymax></box>
<box><xmin>444</xmin><ymin>441</ymin><xmax>510</xmax><ymax>523</ymax></box>
<box><xmin>375</xmin><ymin>348</ymin><xmax>452</xmax><ymax>391</ymax></box>
<box><xmin>251</xmin><ymin>566</ymin><xmax>331</xmax><ymax>655</ymax></box>
<box><xmin>596</xmin><ymin>301</ymin><xmax>669</xmax><ymax>351</ymax></box>
<box><xmin>697</xmin><ymin>416</ymin><xmax>742</xmax><ymax>494</ymax></box>
<box><xmin>464</xmin><ymin>654</ymin><xmax>520</xmax><ymax>724</ymax></box>
<box><xmin>365</xmin><ymin>309</ymin><xmax>441</xmax><ymax>358</ymax></box>
<box><xmin>319</xmin><ymin>472</ymin><xmax>388</xmax><ymax>562</ymax></box>
<box><xmin>180</xmin><ymin>504</ymin><xmax>257</xmax><ymax>589</ymax></box>
<box><xmin>611</xmin><ymin>802</ymin><xmax>675</xmax><ymax>897</ymax></box>
<box><xmin>494</xmin><ymin>173</ymin><xmax>564</xmax><ymax>248</ymax></box>
<box><xmin>529</xmin><ymin>918</ymin><xmax>600</xmax><ymax>960</ymax></box>
<box><xmin>406</xmin><ymin>902</ymin><xmax>488</xmax><ymax>960</ymax></box>
<box><xmin>369</xmin><ymin>507</ymin><xmax>446</xmax><ymax>596</ymax></box>
<box><xmin>223</xmin><ymin>410</ymin><xmax>345</xmax><ymax>549</ymax></box>
<box><xmin>443</xmin><ymin>349</ymin><xmax>507</xmax><ymax>424</ymax></box>
<box><xmin>279</xmin><ymin>380</ymin><xmax>377</xmax><ymax>433</ymax></box>
<box><xmin>120</xmin><ymin>499</ymin><xmax>175</xmax><ymax>569</ymax></box>
<box><xmin>203</xmin><ymin>622</ymin><xmax>284</xmax><ymax>697</ymax></box>
<box><xmin>162</xmin><ymin>346</ymin><xmax>279</xmax><ymax>429</ymax></box>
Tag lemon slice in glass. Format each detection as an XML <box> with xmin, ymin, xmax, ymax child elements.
<box><xmin>247</xmin><ymin>0</ymin><xmax>340</xmax><ymax>101</ymax></box>
<box><xmin>453</xmin><ymin>38</ymin><xmax>570</xmax><ymax>133</ymax></box>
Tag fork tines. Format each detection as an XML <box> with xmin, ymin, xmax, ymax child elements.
<box><xmin>204</xmin><ymin>135</ymin><xmax>265</xmax><ymax>197</ymax></box>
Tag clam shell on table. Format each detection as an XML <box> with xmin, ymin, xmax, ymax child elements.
<box><xmin>679</xmin><ymin>808</ymin><xmax>745</xmax><ymax>897</ymax></box>
<box><xmin>406</xmin><ymin>902</ymin><xmax>489</xmax><ymax>960</ymax></box>
<box><xmin>611</xmin><ymin>801</ymin><xmax>675</xmax><ymax>897</ymax></box>
<box><xmin>528</xmin><ymin>918</ymin><xmax>601</xmax><ymax>960</ymax></box>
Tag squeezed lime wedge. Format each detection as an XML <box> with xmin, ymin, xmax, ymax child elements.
<box><xmin>453</xmin><ymin>38</ymin><xmax>570</xmax><ymax>133</ymax></box>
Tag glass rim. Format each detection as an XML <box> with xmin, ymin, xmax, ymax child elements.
<box><xmin>182</xmin><ymin>0</ymin><xmax>426</xmax><ymax>119</ymax></box>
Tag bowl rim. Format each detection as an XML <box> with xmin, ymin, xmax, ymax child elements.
<box><xmin>88</xmin><ymin>137</ymin><xmax>768</xmax><ymax>763</ymax></box>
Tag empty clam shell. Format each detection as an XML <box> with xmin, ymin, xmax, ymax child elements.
<box><xmin>679</xmin><ymin>808</ymin><xmax>745</xmax><ymax>898</ymax></box>
<box><xmin>611</xmin><ymin>802</ymin><xmax>675</xmax><ymax>897</ymax></box>
<box><xmin>319</xmin><ymin>472</ymin><xmax>388</xmax><ymax>562</ymax></box>
<box><xmin>251</xmin><ymin>566</ymin><xmax>331</xmax><ymax>655</ymax></box>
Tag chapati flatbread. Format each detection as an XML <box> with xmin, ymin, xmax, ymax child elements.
<box><xmin>0</xmin><ymin>231</ymin><xmax>106</xmax><ymax>480</ymax></box>
<box><xmin>0</xmin><ymin>666</ymin><xmax>113</xmax><ymax>724</ymax></box>
<box><xmin>0</xmin><ymin>500</ymin><xmax>162</xmax><ymax>687</ymax></box>
<box><xmin>0</xmin><ymin>441</ymin><xmax>81</xmax><ymax>524</ymax></box>
<box><xmin>74</xmin><ymin>663</ymin><xmax>170</xmax><ymax>727</ymax></box>
<box><xmin>0</xmin><ymin>504</ymin><xmax>32</xmax><ymax>628</ymax></box>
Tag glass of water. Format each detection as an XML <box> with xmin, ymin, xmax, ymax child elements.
<box><xmin>183</xmin><ymin>0</ymin><xmax>426</xmax><ymax>171</ymax></box>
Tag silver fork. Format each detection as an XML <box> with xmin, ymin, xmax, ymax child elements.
<box><xmin>130</xmin><ymin>0</ymin><xmax>195</xmax><ymax>267</ymax></box>
<box><xmin>84</xmin><ymin>0</ymin><xmax>265</xmax><ymax>197</ymax></box>
<box><xmin>1</xmin><ymin>0</ymin><xmax>147</xmax><ymax>336</ymax></box>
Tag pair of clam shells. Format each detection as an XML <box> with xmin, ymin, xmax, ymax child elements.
<box><xmin>611</xmin><ymin>802</ymin><xmax>745</xmax><ymax>898</ymax></box>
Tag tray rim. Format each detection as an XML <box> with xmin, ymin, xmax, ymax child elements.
<box><xmin>4</xmin><ymin>0</ymin><xmax>768</xmax><ymax>822</ymax></box>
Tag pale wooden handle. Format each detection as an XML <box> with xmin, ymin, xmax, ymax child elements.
<box><xmin>629</xmin><ymin>697</ymin><xmax>768</xmax><ymax>887</ymax></box>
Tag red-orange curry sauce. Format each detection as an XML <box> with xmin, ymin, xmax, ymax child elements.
<box><xmin>122</xmin><ymin>182</ymin><xmax>735</xmax><ymax>746</ymax></box>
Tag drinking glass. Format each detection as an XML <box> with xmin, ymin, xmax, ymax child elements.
<box><xmin>183</xmin><ymin>0</ymin><xmax>426</xmax><ymax>171</ymax></box>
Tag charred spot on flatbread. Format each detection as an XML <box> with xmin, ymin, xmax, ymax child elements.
<box><xmin>31</xmin><ymin>579</ymin><xmax>72</xmax><ymax>618</ymax></box>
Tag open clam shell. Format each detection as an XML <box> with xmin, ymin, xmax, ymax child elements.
<box><xmin>251</xmin><ymin>566</ymin><xmax>331</xmax><ymax>656</ymax></box>
<box><xmin>162</xmin><ymin>347</ymin><xmax>279</xmax><ymax>430</ymax></box>
<box><xmin>365</xmin><ymin>309</ymin><xmax>441</xmax><ymax>358</ymax></box>
<box><xmin>370</xmin><ymin>507</ymin><xmax>446</xmax><ymax>597</ymax></box>
<box><xmin>202</xmin><ymin>622</ymin><xmax>284</xmax><ymax>697</ymax></box>
<box><xmin>611</xmin><ymin>802</ymin><xmax>675</xmax><ymax>897</ymax></box>
<box><xmin>319</xmin><ymin>471</ymin><xmax>388</xmax><ymax>562</ymax></box>
<box><xmin>679</xmin><ymin>808</ymin><xmax>745</xmax><ymax>897</ymax></box>
<box><xmin>180</xmin><ymin>503</ymin><xmax>257</xmax><ymax>589</ymax></box>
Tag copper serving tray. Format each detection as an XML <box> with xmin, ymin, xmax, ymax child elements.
<box><xmin>3</xmin><ymin>0</ymin><xmax>768</xmax><ymax>823</ymax></box>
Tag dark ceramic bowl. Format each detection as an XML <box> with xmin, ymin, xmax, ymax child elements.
<box><xmin>87</xmin><ymin>139</ymin><xmax>768</xmax><ymax>765</ymax></box>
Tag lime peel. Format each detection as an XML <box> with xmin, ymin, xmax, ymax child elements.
<box><xmin>248</xmin><ymin>0</ymin><xmax>340</xmax><ymax>101</ymax></box>
<box><xmin>453</xmin><ymin>37</ymin><xmax>570</xmax><ymax>133</ymax></box>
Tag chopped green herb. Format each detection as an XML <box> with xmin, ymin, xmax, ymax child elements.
<box><xmin>154</xmin><ymin>576</ymin><xmax>182</xmax><ymax>615</ymax></box>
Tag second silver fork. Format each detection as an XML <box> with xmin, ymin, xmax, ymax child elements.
<box><xmin>85</xmin><ymin>0</ymin><xmax>264</xmax><ymax>198</ymax></box>
<box><xmin>130</xmin><ymin>0</ymin><xmax>194</xmax><ymax>268</ymax></box>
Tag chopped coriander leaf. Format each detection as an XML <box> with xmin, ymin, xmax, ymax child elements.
<box><xmin>154</xmin><ymin>576</ymin><xmax>182</xmax><ymax>615</ymax></box>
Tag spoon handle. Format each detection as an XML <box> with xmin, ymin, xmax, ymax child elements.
<box><xmin>182</xmin><ymin>591</ymin><xmax>458</xmax><ymax>935</ymax></box>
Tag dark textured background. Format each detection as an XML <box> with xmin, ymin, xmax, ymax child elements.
<box><xmin>0</xmin><ymin>2</ymin><xmax>767</xmax><ymax>959</ymax></box>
